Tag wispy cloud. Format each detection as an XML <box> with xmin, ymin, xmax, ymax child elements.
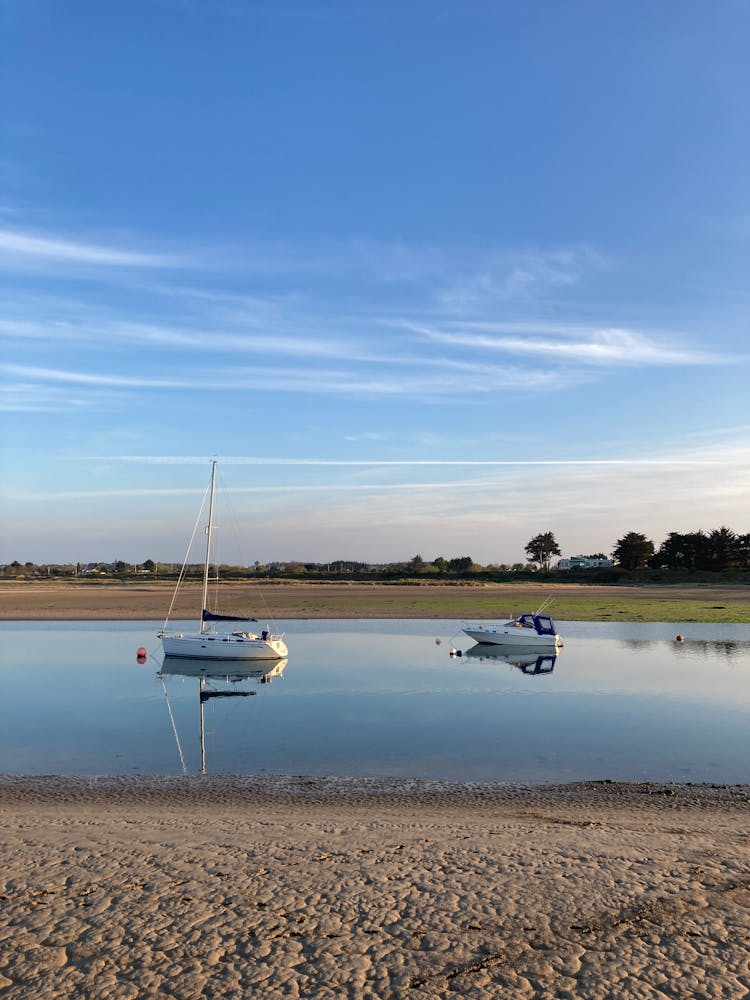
<box><xmin>90</xmin><ymin>454</ymin><xmax>737</xmax><ymax>467</ymax></box>
<box><xmin>0</xmin><ymin>358</ymin><xmax>574</xmax><ymax>405</ymax></box>
<box><xmin>0</xmin><ymin>228</ymin><xmax>737</xmax><ymax>420</ymax></box>
<box><xmin>1</xmin><ymin>364</ymin><xmax>191</xmax><ymax>389</ymax></box>
<box><xmin>343</xmin><ymin>431</ymin><xmax>388</xmax><ymax>443</ymax></box>
<box><xmin>0</xmin><ymin>227</ymin><xmax>180</xmax><ymax>269</ymax></box>
<box><xmin>3</xmin><ymin>300</ymin><xmax>715</xmax><ymax>372</ymax></box>
<box><xmin>0</xmin><ymin>384</ymin><xmax>97</xmax><ymax>413</ymax></box>
<box><xmin>0</xmin><ymin>226</ymin><xmax>605</xmax><ymax>300</ymax></box>
<box><xmin>409</xmin><ymin>322</ymin><xmax>718</xmax><ymax>366</ymax></box>
<box><xmin>0</xmin><ymin>478</ymin><xmax>565</xmax><ymax>502</ymax></box>
<box><xmin>0</xmin><ymin>311</ymin><xmax>564</xmax><ymax>376</ymax></box>
<box><xmin>92</xmin><ymin>321</ymin><xmax>357</xmax><ymax>360</ymax></box>
<box><xmin>435</xmin><ymin>247</ymin><xmax>607</xmax><ymax>309</ymax></box>
<box><xmin>0</xmin><ymin>309</ymin><xmax>362</xmax><ymax>359</ymax></box>
<box><xmin>5</xmin><ymin>436</ymin><xmax>749</xmax><ymax>562</ymax></box>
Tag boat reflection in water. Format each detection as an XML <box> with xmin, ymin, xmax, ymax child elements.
<box><xmin>157</xmin><ymin>656</ymin><xmax>287</xmax><ymax>774</ymax></box>
<box><xmin>463</xmin><ymin>644</ymin><xmax>558</xmax><ymax>675</ymax></box>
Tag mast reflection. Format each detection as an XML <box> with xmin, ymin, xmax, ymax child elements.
<box><xmin>157</xmin><ymin>656</ymin><xmax>287</xmax><ymax>774</ymax></box>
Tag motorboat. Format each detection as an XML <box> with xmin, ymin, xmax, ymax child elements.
<box><xmin>463</xmin><ymin>612</ymin><xmax>562</xmax><ymax>649</ymax></box>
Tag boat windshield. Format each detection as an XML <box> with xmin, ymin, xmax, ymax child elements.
<box><xmin>533</xmin><ymin>615</ymin><xmax>557</xmax><ymax>636</ymax></box>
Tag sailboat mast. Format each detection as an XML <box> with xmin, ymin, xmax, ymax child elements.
<box><xmin>199</xmin><ymin>678</ymin><xmax>206</xmax><ymax>775</ymax></box>
<box><xmin>200</xmin><ymin>460</ymin><xmax>217</xmax><ymax>635</ymax></box>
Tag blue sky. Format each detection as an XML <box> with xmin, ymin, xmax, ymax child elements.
<box><xmin>1</xmin><ymin>0</ymin><xmax>749</xmax><ymax>566</ymax></box>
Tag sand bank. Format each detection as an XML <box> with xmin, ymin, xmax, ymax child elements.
<box><xmin>2</xmin><ymin>579</ymin><xmax>749</xmax><ymax>621</ymax></box>
<box><xmin>1</xmin><ymin>776</ymin><xmax>748</xmax><ymax>998</ymax></box>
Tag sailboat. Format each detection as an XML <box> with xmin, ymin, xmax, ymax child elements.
<box><xmin>158</xmin><ymin>461</ymin><xmax>288</xmax><ymax>661</ymax></box>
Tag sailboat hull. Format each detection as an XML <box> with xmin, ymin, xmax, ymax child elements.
<box><xmin>159</xmin><ymin>655</ymin><xmax>288</xmax><ymax>679</ymax></box>
<box><xmin>160</xmin><ymin>632</ymin><xmax>288</xmax><ymax>660</ymax></box>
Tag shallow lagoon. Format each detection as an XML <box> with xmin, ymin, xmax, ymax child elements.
<box><xmin>1</xmin><ymin>619</ymin><xmax>749</xmax><ymax>782</ymax></box>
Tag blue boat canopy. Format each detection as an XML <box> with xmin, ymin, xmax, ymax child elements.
<box><xmin>202</xmin><ymin>609</ymin><xmax>258</xmax><ymax>623</ymax></box>
<box><xmin>517</xmin><ymin>613</ymin><xmax>557</xmax><ymax>636</ymax></box>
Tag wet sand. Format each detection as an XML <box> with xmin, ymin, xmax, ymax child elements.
<box><xmin>1</xmin><ymin>777</ymin><xmax>748</xmax><ymax>999</ymax></box>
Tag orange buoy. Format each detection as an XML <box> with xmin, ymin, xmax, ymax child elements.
<box><xmin>136</xmin><ymin>647</ymin><xmax>148</xmax><ymax>662</ymax></box>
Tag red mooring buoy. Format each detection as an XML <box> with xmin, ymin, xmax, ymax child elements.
<box><xmin>136</xmin><ymin>647</ymin><xmax>148</xmax><ymax>662</ymax></box>
<box><xmin>675</xmin><ymin>635</ymin><xmax>684</xmax><ymax>643</ymax></box>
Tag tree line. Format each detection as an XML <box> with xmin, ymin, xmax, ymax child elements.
<box><xmin>524</xmin><ymin>526</ymin><xmax>750</xmax><ymax>572</ymax></box>
<box><xmin>3</xmin><ymin>525</ymin><xmax>749</xmax><ymax>581</ymax></box>
<box><xmin>616</xmin><ymin>527</ymin><xmax>750</xmax><ymax>571</ymax></box>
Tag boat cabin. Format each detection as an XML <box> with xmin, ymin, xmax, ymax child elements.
<box><xmin>516</xmin><ymin>613</ymin><xmax>557</xmax><ymax>636</ymax></box>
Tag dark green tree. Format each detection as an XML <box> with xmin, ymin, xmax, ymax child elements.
<box><xmin>447</xmin><ymin>556</ymin><xmax>473</xmax><ymax>574</ymax></box>
<box><xmin>737</xmin><ymin>534</ymin><xmax>750</xmax><ymax>569</ymax></box>
<box><xmin>706</xmin><ymin>526</ymin><xmax>739</xmax><ymax>570</ymax></box>
<box><xmin>524</xmin><ymin>532</ymin><xmax>561</xmax><ymax>572</ymax></box>
<box><xmin>653</xmin><ymin>531</ymin><xmax>708</xmax><ymax>570</ymax></box>
<box><xmin>612</xmin><ymin>532</ymin><xmax>655</xmax><ymax>570</ymax></box>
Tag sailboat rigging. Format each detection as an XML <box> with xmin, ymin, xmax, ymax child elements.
<box><xmin>158</xmin><ymin>461</ymin><xmax>288</xmax><ymax>660</ymax></box>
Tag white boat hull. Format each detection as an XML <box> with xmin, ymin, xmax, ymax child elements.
<box><xmin>463</xmin><ymin>626</ymin><xmax>560</xmax><ymax>648</ymax></box>
<box><xmin>463</xmin><ymin>643</ymin><xmax>556</xmax><ymax>664</ymax></box>
<box><xmin>160</xmin><ymin>632</ymin><xmax>288</xmax><ymax>660</ymax></box>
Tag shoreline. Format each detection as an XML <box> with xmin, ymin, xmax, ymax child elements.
<box><xmin>2</xmin><ymin>775</ymin><xmax>748</xmax><ymax>998</ymax></box>
<box><xmin>2</xmin><ymin>579</ymin><xmax>749</xmax><ymax>622</ymax></box>
<box><xmin>1</xmin><ymin>772</ymin><xmax>748</xmax><ymax>806</ymax></box>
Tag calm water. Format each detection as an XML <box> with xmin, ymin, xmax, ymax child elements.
<box><xmin>1</xmin><ymin>620</ymin><xmax>749</xmax><ymax>783</ymax></box>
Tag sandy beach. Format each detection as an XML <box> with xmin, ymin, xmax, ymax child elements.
<box><xmin>1</xmin><ymin>776</ymin><xmax>748</xmax><ymax>999</ymax></box>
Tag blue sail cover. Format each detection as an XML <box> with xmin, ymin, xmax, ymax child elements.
<box><xmin>202</xmin><ymin>609</ymin><xmax>258</xmax><ymax>623</ymax></box>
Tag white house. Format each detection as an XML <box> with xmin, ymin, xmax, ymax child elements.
<box><xmin>556</xmin><ymin>555</ymin><xmax>614</xmax><ymax>570</ymax></box>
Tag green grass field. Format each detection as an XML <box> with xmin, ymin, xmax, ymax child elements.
<box><xmin>247</xmin><ymin>582</ymin><xmax>750</xmax><ymax>623</ymax></box>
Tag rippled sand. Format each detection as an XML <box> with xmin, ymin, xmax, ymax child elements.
<box><xmin>1</xmin><ymin>776</ymin><xmax>748</xmax><ymax>998</ymax></box>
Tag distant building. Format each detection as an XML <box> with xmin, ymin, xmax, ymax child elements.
<box><xmin>556</xmin><ymin>555</ymin><xmax>614</xmax><ymax>570</ymax></box>
<box><xmin>81</xmin><ymin>563</ymin><xmax>108</xmax><ymax>575</ymax></box>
